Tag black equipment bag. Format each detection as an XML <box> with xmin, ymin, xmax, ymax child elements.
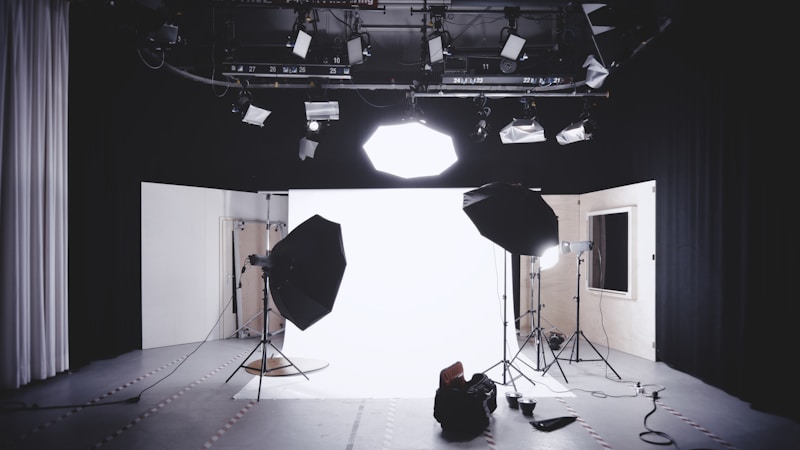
<box><xmin>433</xmin><ymin>362</ymin><xmax>497</xmax><ymax>436</ymax></box>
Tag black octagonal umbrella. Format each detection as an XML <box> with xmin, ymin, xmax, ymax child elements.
<box><xmin>267</xmin><ymin>214</ymin><xmax>347</xmax><ymax>331</ymax></box>
<box><xmin>463</xmin><ymin>182</ymin><xmax>559</xmax><ymax>257</ymax></box>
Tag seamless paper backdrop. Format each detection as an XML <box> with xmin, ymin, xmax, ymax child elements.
<box><xmin>278</xmin><ymin>188</ymin><xmax>520</xmax><ymax>395</ymax></box>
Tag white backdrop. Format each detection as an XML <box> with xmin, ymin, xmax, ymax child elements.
<box><xmin>280</xmin><ymin>188</ymin><xmax>519</xmax><ymax>394</ymax></box>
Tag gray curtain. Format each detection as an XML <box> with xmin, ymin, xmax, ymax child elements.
<box><xmin>0</xmin><ymin>0</ymin><xmax>70</xmax><ymax>389</ymax></box>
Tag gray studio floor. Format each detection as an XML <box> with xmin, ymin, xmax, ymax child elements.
<box><xmin>1</xmin><ymin>333</ymin><xmax>798</xmax><ymax>450</ymax></box>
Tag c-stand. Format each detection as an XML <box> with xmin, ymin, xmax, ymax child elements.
<box><xmin>543</xmin><ymin>250</ymin><xmax>621</xmax><ymax>380</ymax></box>
<box><xmin>511</xmin><ymin>256</ymin><xmax>566</xmax><ymax>381</ymax></box>
<box><xmin>225</xmin><ymin>265</ymin><xmax>308</xmax><ymax>401</ymax></box>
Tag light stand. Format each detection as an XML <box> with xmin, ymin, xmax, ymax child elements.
<box><xmin>225</xmin><ymin>264</ymin><xmax>308</xmax><ymax>401</ymax></box>
<box><xmin>483</xmin><ymin>252</ymin><xmax>536</xmax><ymax>389</ymax></box>
<box><xmin>544</xmin><ymin>248</ymin><xmax>621</xmax><ymax>380</ymax></box>
<box><xmin>511</xmin><ymin>256</ymin><xmax>566</xmax><ymax>381</ymax></box>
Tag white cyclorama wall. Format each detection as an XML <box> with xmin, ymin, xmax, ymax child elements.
<box><xmin>281</xmin><ymin>188</ymin><xmax>521</xmax><ymax>381</ymax></box>
<box><xmin>141</xmin><ymin>182</ymin><xmax>269</xmax><ymax>349</ymax></box>
<box><xmin>140</xmin><ymin>182</ymin><xmax>654</xmax><ymax>364</ymax></box>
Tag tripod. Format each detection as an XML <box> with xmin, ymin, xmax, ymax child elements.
<box><xmin>226</xmin><ymin>266</ymin><xmax>308</xmax><ymax>401</ymax></box>
<box><xmin>544</xmin><ymin>251</ymin><xmax>621</xmax><ymax>380</ymax></box>
<box><xmin>511</xmin><ymin>256</ymin><xmax>566</xmax><ymax>381</ymax></box>
<box><xmin>483</xmin><ymin>252</ymin><xmax>536</xmax><ymax>390</ymax></box>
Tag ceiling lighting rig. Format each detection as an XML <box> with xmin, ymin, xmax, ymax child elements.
<box><xmin>139</xmin><ymin>1</ymin><xmax>670</xmax><ymax>100</ymax></box>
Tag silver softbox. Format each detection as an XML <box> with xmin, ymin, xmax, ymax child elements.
<box><xmin>556</xmin><ymin>119</ymin><xmax>593</xmax><ymax>145</ymax></box>
<box><xmin>499</xmin><ymin>118</ymin><xmax>546</xmax><ymax>144</ymax></box>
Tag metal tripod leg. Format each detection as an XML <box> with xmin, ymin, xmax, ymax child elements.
<box><xmin>511</xmin><ymin>258</ymin><xmax>567</xmax><ymax>382</ymax></box>
<box><xmin>483</xmin><ymin>253</ymin><xmax>535</xmax><ymax>390</ymax></box>
<box><xmin>544</xmin><ymin>251</ymin><xmax>621</xmax><ymax>381</ymax></box>
<box><xmin>225</xmin><ymin>267</ymin><xmax>309</xmax><ymax>401</ymax></box>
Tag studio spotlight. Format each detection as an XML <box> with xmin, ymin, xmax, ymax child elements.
<box><xmin>556</xmin><ymin>118</ymin><xmax>596</xmax><ymax>145</ymax></box>
<box><xmin>347</xmin><ymin>13</ymin><xmax>371</xmax><ymax>65</ymax></box>
<box><xmin>428</xmin><ymin>34</ymin><xmax>445</xmax><ymax>64</ymax></box>
<box><xmin>298</xmin><ymin>136</ymin><xmax>319</xmax><ymax>160</ymax></box>
<box><xmin>232</xmin><ymin>86</ymin><xmax>271</xmax><ymax>127</ymax></box>
<box><xmin>306</xmin><ymin>120</ymin><xmax>321</xmax><ymax>133</ymax></box>
<box><xmin>499</xmin><ymin>6</ymin><xmax>525</xmax><ymax>62</ymax></box>
<box><xmin>500</xmin><ymin>33</ymin><xmax>526</xmax><ymax>61</ymax></box>
<box><xmin>242</xmin><ymin>105</ymin><xmax>271</xmax><ymax>127</ymax></box>
<box><xmin>147</xmin><ymin>23</ymin><xmax>179</xmax><ymax>49</ymax></box>
<box><xmin>347</xmin><ymin>35</ymin><xmax>365</xmax><ymax>65</ymax></box>
<box><xmin>427</xmin><ymin>6</ymin><xmax>451</xmax><ymax>64</ymax></box>
<box><xmin>499</xmin><ymin>118</ymin><xmax>545</xmax><ymax>144</ymax></box>
<box><xmin>499</xmin><ymin>98</ymin><xmax>545</xmax><ymax>144</ymax></box>
<box><xmin>583</xmin><ymin>54</ymin><xmax>609</xmax><ymax>89</ymax></box>
<box><xmin>293</xmin><ymin>29</ymin><xmax>312</xmax><ymax>59</ymax></box>
<box><xmin>556</xmin><ymin>99</ymin><xmax>597</xmax><ymax>145</ymax></box>
<box><xmin>471</xmin><ymin>119</ymin><xmax>489</xmax><ymax>143</ymax></box>
<box><xmin>305</xmin><ymin>101</ymin><xmax>339</xmax><ymax>121</ymax></box>
<box><xmin>560</xmin><ymin>240</ymin><xmax>593</xmax><ymax>255</ymax></box>
<box><xmin>469</xmin><ymin>94</ymin><xmax>492</xmax><ymax>143</ymax></box>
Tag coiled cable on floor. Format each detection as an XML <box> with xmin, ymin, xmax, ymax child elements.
<box><xmin>638</xmin><ymin>391</ymin><xmax>678</xmax><ymax>447</ymax></box>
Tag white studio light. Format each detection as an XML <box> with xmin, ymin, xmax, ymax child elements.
<box><xmin>500</xmin><ymin>33</ymin><xmax>526</xmax><ymax>61</ymax></box>
<box><xmin>298</xmin><ymin>137</ymin><xmax>318</xmax><ymax>160</ymax></box>
<box><xmin>556</xmin><ymin>119</ymin><xmax>594</xmax><ymax>145</ymax></box>
<box><xmin>293</xmin><ymin>29</ymin><xmax>312</xmax><ymax>59</ymax></box>
<box><xmin>560</xmin><ymin>240</ymin><xmax>593</xmax><ymax>255</ymax></box>
<box><xmin>305</xmin><ymin>101</ymin><xmax>339</xmax><ymax>121</ymax></box>
<box><xmin>363</xmin><ymin>121</ymin><xmax>457</xmax><ymax>179</ymax></box>
<box><xmin>347</xmin><ymin>35</ymin><xmax>364</xmax><ymax>65</ymax></box>
<box><xmin>306</xmin><ymin>120</ymin><xmax>320</xmax><ymax>133</ymax></box>
<box><xmin>242</xmin><ymin>104</ymin><xmax>271</xmax><ymax>127</ymax></box>
<box><xmin>499</xmin><ymin>118</ymin><xmax>546</xmax><ymax>144</ymax></box>
<box><xmin>428</xmin><ymin>35</ymin><xmax>444</xmax><ymax>64</ymax></box>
